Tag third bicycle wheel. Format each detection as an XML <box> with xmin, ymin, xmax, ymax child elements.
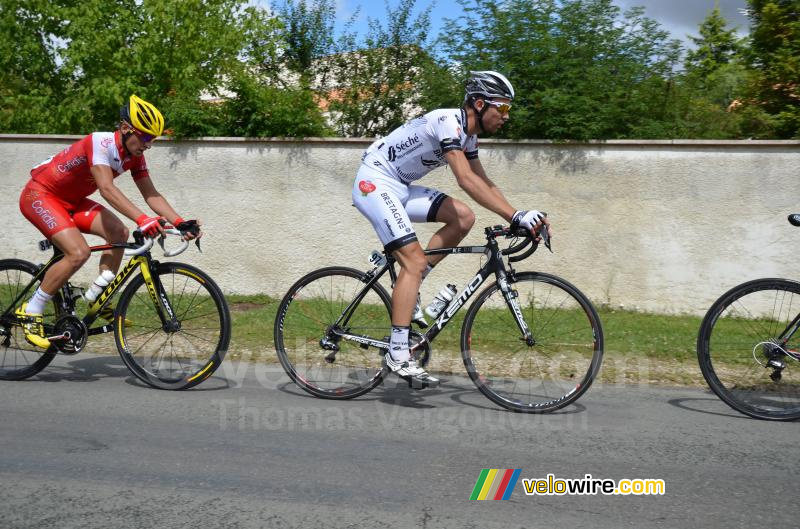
<box><xmin>698</xmin><ymin>278</ymin><xmax>800</xmax><ymax>420</ymax></box>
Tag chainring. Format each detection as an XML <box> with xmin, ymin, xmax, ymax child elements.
<box><xmin>53</xmin><ymin>315</ymin><xmax>88</xmax><ymax>354</ymax></box>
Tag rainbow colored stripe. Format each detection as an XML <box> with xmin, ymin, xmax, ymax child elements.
<box><xmin>470</xmin><ymin>469</ymin><xmax>522</xmax><ymax>500</ymax></box>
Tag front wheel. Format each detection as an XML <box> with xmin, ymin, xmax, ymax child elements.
<box><xmin>697</xmin><ymin>278</ymin><xmax>800</xmax><ymax>420</ymax></box>
<box><xmin>461</xmin><ymin>272</ymin><xmax>604</xmax><ymax>412</ymax></box>
<box><xmin>114</xmin><ymin>262</ymin><xmax>231</xmax><ymax>390</ymax></box>
<box><xmin>274</xmin><ymin>266</ymin><xmax>392</xmax><ymax>399</ymax></box>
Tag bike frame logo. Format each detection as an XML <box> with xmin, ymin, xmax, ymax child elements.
<box><xmin>470</xmin><ymin>469</ymin><xmax>521</xmax><ymax>501</ymax></box>
<box><xmin>435</xmin><ymin>273</ymin><xmax>484</xmax><ymax>330</ymax></box>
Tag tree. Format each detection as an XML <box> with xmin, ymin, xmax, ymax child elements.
<box><xmin>266</xmin><ymin>0</ymin><xmax>338</xmax><ymax>88</ymax></box>
<box><xmin>0</xmin><ymin>1</ymin><xmax>69</xmax><ymax>133</ymax></box>
<box><xmin>222</xmin><ymin>73</ymin><xmax>331</xmax><ymax>137</ymax></box>
<box><xmin>439</xmin><ymin>0</ymin><xmax>683</xmax><ymax>140</ymax></box>
<box><xmin>322</xmin><ymin>0</ymin><xmax>455</xmax><ymax>137</ymax></box>
<box><xmin>744</xmin><ymin>0</ymin><xmax>800</xmax><ymax>137</ymax></box>
<box><xmin>670</xmin><ymin>4</ymin><xmax>762</xmax><ymax>139</ymax></box>
<box><xmin>685</xmin><ymin>3</ymin><xmax>744</xmax><ymax>80</ymax></box>
<box><xmin>0</xmin><ymin>0</ymin><xmax>331</xmax><ymax>138</ymax></box>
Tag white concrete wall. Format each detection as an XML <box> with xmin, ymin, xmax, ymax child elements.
<box><xmin>1</xmin><ymin>135</ymin><xmax>798</xmax><ymax>314</ymax></box>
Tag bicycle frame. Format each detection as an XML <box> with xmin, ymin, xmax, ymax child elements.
<box><xmin>326</xmin><ymin>232</ymin><xmax>535</xmax><ymax>352</ymax></box>
<box><xmin>0</xmin><ymin>238</ymin><xmax>178</xmax><ymax>338</ymax></box>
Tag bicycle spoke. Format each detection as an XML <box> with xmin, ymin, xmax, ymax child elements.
<box><xmin>0</xmin><ymin>261</ymin><xmax>58</xmax><ymax>380</ymax></box>
<box><xmin>462</xmin><ymin>273</ymin><xmax>603</xmax><ymax>412</ymax></box>
<box><xmin>699</xmin><ymin>279</ymin><xmax>800</xmax><ymax>420</ymax></box>
<box><xmin>115</xmin><ymin>264</ymin><xmax>229</xmax><ymax>389</ymax></box>
<box><xmin>275</xmin><ymin>268</ymin><xmax>390</xmax><ymax>399</ymax></box>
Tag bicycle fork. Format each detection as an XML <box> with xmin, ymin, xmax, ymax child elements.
<box><xmin>139</xmin><ymin>262</ymin><xmax>181</xmax><ymax>332</ymax></box>
<box><xmin>498</xmin><ymin>272</ymin><xmax>535</xmax><ymax>346</ymax></box>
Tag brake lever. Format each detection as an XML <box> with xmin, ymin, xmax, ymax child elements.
<box><xmin>540</xmin><ymin>228</ymin><xmax>552</xmax><ymax>252</ymax></box>
<box><xmin>195</xmin><ymin>238</ymin><xmax>202</xmax><ymax>253</ymax></box>
<box><xmin>536</xmin><ymin>218</ymin><xmax>552</xmax><ymax>252</ymax></box>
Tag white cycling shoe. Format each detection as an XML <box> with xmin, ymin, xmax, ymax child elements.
<box><xmin>384</xmin><ymin>353</ymin><xmax>439</xmax><ymax>389</ymax></box>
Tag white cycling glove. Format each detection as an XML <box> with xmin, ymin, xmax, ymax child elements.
<box><xmin>511</xmin><ymin>210</ymin><xmax>544</xmax><ymax>231</ymax></box>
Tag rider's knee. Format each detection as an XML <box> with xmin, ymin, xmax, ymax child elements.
<box><xmin>453</xmin><ymin>203</ymin><xmax>475</xmax><ymax>235</ymax></box>
<box><xmin>401</xmin><ymin>252</ymin><xmax>428</xmax><ymax>280</ymax></box>
<box><xmin>65</xmin><ymin>245</ymin><xmax>91</xmax><ymax>270</ymax></box>
<box><xmin>109</xmin><ymin>224</ymin><xmax>129</xmax><ymax>244</ymax></box>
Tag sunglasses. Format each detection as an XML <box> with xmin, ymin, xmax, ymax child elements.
<box><xmin>485</xmin><ymin>100</ymin><xmax>512</xmax><ymax>113</ymax></box>
<box><xmin>131</xmin><ymin>129</ymin><xmax>157</xmax><ymax>142</ymax></box>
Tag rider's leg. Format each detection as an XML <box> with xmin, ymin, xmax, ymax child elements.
<box><xmin>386</xmin><ymin>241</ymin><xmax>439</xmax><ymax>387</ymax></box>
<box><xmin>424</xmin><ymin>197</ymin><xmax>475</xmax><ymax>267</ymax></box>
<box><xmin>391</xmin><ymin>242</ymin><xmax>428</xmax><ymax>331</ymax></box>
<box><xmin>79</xmin><ymin>205</ymin><xmax>131</xmax><ymax>323</ymax></box>
<box><xmin>17</xmin><ymin>228</ymin><xmax>89</xmax><ymax>347</ymax></box>
<box><xmin>36</xmin><ymin>228</ymin><xmax>91</xmax><ymax>303</ymax></box>
<box><xmin>85</xmin><ymin>206</ymin><xmax>129</xmax><ymax>276</ymax></box>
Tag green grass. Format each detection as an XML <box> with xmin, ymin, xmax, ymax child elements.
<box><xmin>597</xmin><ymin>309</ymin><xmax>705</xmax><ymax>386</ymax></box>
<box><xmin>223</xmin><ymin>294</ymin><xmax>709</xmax><ymax>386</ymax></box>
<box><xmin>0</xmin><ymin>286</ymin><xmax>729</xmax><ymax>387</ymax></box>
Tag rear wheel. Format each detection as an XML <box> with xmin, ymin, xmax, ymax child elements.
<box><xmin>0</xmin><ymin>259</ymin><xmax>59</xmax><ymax>380</ymax></box>
<box><xmin>274</xmin><ymin>267</ymin><xmax>392</xmax><ymax>399</ymax></box>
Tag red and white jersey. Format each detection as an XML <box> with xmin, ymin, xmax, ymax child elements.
<box><xmin>30</xmin><ymin>131</ymin><xmax>150</xmax><ymax>204</ymax></box>
<box><xmin>361</xmin><ymin>108</ymin><xmax>478</xmax><ymax>184</ymax></box>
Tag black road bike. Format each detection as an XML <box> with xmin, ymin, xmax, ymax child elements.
<box><xmin>274</xmin><ymin>225</ymin><xmax>604</xmax><ymax>412</ymax></box>
<box><xmin>0</xmin><ymin>226</ymin><xmax>231</xmax><ymax>389</ymax></box>
<box><xmin>697</xmin><ymin>214</ymin><xmax>800</xmax><ymax>420</ymax></box>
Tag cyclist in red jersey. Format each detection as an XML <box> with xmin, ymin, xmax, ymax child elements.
<box><xmin>17</xmin><ymin>95</ymin><xmax>201</xmax><ymax>348</ymax></box>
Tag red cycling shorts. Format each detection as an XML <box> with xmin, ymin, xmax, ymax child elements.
<box><xmin>19</xmin><ymin>180</ymin><xmax>105</xmax><ymax>239</ymax></box>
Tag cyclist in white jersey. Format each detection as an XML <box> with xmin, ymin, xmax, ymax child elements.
<box><xmin>352</xmin><ymin>71</ymin><xmax>550</xmax><ymax>388</ymax></box>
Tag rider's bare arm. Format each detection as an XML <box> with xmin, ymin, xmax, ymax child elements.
<box><xmin>133</xmin><ymin>176</ymin><xmax>182</xmax><ymax>224</ymax></box>
<box><xmin>468</xmin><ymin>157</ymin><xmax>516</xmax><ymax>211</ymax></box>
<box><xmin>92</xmin><ymin>165</ymin><xmax>148</xmax><ymax>221</ymax></box>
<box><xmin>445</xmin><ymin>150</ymin><xmax>515</xmax><ymax>222</ymax></box>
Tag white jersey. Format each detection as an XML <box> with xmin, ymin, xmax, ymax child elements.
<box><xmin>361</xmin><ymin>108</ymin><xmax>479</xmax><ymax>184</ymax></box>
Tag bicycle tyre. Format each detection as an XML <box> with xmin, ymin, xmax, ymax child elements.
<box><xmin>114</xmin><ymin>262</ymin><xmax>230</xmax><ymax>390</ymax></box>
<box><xmin>697</xmin><ymin>278</ymin><xmax>800</xmax><ymax>420</ymax></box>
<box><xmin>461</xmin><ymin>271</ymin><xmax>604</xmax><ymax>412</ymax></box>
<box><xmin>0</xmin><ymin>259</ymin><xmax>59</xmax><ymax>380</ymax></box>
<box><xmin>274</xmin><ymin>266</ymin><xmax>392</xmax><ymax>399</ymax></box>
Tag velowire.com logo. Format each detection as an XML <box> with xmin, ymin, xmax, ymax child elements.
<box><xmin>469</xmin><ymin>469</ymin><xmax>521</xmax><ymax>501</ymax></box>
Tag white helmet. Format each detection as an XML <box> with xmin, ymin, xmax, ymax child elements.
<box><xmin>465</xmin><ymin>70</ymin><xmax>515</xmax><ymax>101</ymax></box>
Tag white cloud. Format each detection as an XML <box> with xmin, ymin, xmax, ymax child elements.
<box><xmin>612</xmin><ymin>0</ymin><xmax>749</xmax><ymax>42</ymax></box>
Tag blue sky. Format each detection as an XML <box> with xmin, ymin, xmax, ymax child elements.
<box><xmin>332</xmin><ymin>0</ymin><xmax>750</xmax><ymax>47</ymax></box>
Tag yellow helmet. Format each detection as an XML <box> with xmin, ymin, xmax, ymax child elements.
<box><xmin>120</xmin><ymin>94</ymin><xmax>164</xmax><ymax>137</ymax></box>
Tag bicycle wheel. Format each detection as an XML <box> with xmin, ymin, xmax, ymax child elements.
<box><xmin>461</xmin><ymin>271</ymin><xmax>604</xmax><ymax>412</ymax></box>
<box><xmin>114</xmin><ymin>262</ymin><xmax>230</xmax><ymax>390</ymax></box>
<box><xmin>697</xmin><ymin>278</ymin><xmax>800</xmax><ymax>420</ymax></box>
<box><xmin>0</xmin><ymin>259</ymin><xmax>58</xmax><ymax>380</ymax></box>
<box><xmin>274</xmin><ymin>266</ymin><xmax>392</xmax><ymax>399</ymax></box>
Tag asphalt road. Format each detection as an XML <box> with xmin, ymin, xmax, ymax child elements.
<box><xmin>1</xmin><ymin>353</ymin><xmax>798</xmax><ymax>529</ymax></box>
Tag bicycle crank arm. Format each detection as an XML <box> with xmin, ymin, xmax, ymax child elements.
<box><xmin>45</xmin><ymin>332</ymin><xmax>72</xmax><ymax>342</ymax></box>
